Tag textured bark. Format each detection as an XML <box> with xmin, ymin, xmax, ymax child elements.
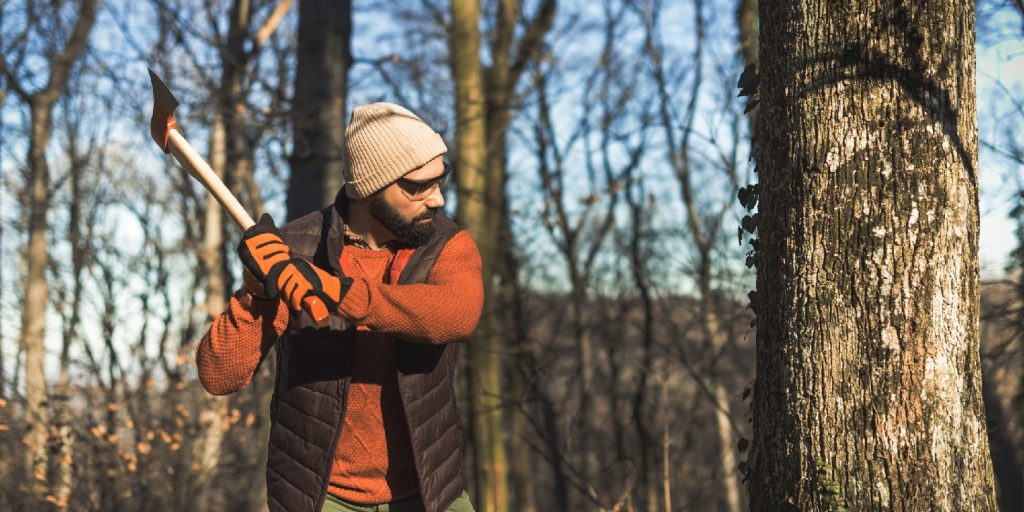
<box><xmin>450</xmin><ymin>1</ymin><xmax>505</xmax><ymax>510</ymax></box>
<box><xmin>751</xmin><ymin>1</ymin><xmax>997</xmax><ymax>509</ymax></box>
<box><xmin>287</xmin><ymin>0</ymin><xmax>351</xmax><ymax>220</ymax></box>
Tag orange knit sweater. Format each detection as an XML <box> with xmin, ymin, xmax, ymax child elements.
<box><xmin>196</xmin><ymin>230</ymin><xmax>483</xmax><ymax>505</ymax></box>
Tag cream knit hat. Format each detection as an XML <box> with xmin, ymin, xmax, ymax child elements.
<box><xmin>343</xmin><ymin>102</ymin><xmax>448</xmax><ymax>199</ymax></box>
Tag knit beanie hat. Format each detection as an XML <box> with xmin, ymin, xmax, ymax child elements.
<box><xmin>343</xmin><ymin>102</ymin><xmax>448</xmax><ymax>199</ymax></box>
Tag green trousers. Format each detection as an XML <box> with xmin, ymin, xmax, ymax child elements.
<box><xmin>321</xmin><ymin>491</ymin><xmax>475</xmax><ymax>512</ymax></box>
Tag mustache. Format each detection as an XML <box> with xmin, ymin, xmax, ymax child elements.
<box><xmin>413</xmin><ymin>209</ymin><xmax>438</xmax><ymax>222</ymax></box>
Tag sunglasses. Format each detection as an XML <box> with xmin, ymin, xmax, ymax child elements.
<box><xmin>396</xmin><ymin>161</ymin><xmax>451</xmax><ymax>200</ymax></box>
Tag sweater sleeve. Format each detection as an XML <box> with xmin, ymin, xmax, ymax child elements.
<box><xmin>195</xmin><ymin>289</ymin><xmax>289</xmax><ymax>395</ymax></box>
<box><xmin>338</xmin><ymin>230</ymin><xmax>484</xmax><ymax>344</ymax></box>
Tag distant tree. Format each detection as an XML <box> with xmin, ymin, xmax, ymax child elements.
<box><xmin>0</xmin><ymin>0</ymin><xmax>98</xmax><ymax>504</ymax></box>
<box><xmin>287</xmin><ymin>0</ymin><xmax>351</xmax><ymax>219</ymax></box>
<box><xmin>449</xmin><ymin>1</ymin><xmax>509</xmax><ymax>510</ymax></box>
<box><xmin>146</xmin><ymin>1</ymin><xmax>293</xmax><ymax>509</ymax></box>
<box><xmin>751</xmin><ymin>1</ymin><xmax>997</xmax><ymax>509</ymax></box>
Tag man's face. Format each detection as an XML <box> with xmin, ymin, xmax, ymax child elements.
<box><xmin>368</xmin><ymin>156</ymin><xmax>448</xmax><ymax>247</ymax></box>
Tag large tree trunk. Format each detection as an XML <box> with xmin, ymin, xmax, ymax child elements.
<box><xmin>449</xmin><ymin>1</ymin><xmax>507</xmax><ymax>510</ymax></box>
<box><xmin>287</xmin><ymin>0</ymin><xmax>351</xmax><ymax>220</ymax></box>
<box><xmin>750</xmin><ymin>1</ymin><xmax>997</xmax><ymax>509</ymax></box>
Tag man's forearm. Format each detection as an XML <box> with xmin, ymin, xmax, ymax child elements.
<box><xmin>338</xmin><ymin>231</ymin><xmax>484</xmax><ymax>344</ymax></box>
<box><xmin>196</xmin><ymin>289</ymin><xmax>289</xmax><ymax>395</ymax></box>
<box><xmin>339</xmin><ymin>277</ymin><xmax>483</xmax><ymax>344</ymax></box>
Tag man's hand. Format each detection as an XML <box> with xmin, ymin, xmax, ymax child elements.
<box><xmin>266</xmin><ymin>259</ymin><xmax>352</xmax><ymax>314</ymax></box>
<box><xmin>238</xmin><ymin>213</ymin><xmax>291</xmax><ymax>297</ymax></box>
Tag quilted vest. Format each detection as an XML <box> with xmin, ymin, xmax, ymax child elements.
<box><xmin>266</xmin><ymin>197</ymin><xmax>466</xmax><ymax>512</ymax></box>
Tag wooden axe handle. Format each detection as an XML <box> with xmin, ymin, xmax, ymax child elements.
<box><xmin>166</xmin><ymin>128</ymin><xmax>330</xmax><ymax>325</ymax></box>
<box><xmin>168</xmin><ymin>129</ymin><xmax>254</xmax><ymax>230</ymax></box>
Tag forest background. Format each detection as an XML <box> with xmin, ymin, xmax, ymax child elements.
<box><xmin>1</xmin><ymin>0</ymin><xmax>1023</xmax><ymax>510</ymax></box>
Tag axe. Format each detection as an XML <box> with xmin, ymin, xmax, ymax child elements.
<box><xmin>148</xmin><ymin>68</ymin><xmax>329</xmax><ymax>326</ymax></box>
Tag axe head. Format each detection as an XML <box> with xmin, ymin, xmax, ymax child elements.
<box><xmin>148</xmin><ymin>68</ymin><xmax>179</xmax><ymax>153</ymax></box>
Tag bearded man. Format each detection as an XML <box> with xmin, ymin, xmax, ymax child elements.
<box><xmin>196</xmin><ymin>103</ymin><xmax>482</xmax><ymax>512</ymax></box>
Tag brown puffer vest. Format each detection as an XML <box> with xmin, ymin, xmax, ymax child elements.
<box><xmin>266</xmin><ymin>197</ymin><xmax>466</xmax><ymax>512</ymax></box>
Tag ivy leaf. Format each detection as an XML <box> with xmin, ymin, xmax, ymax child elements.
<box><xmin>737</xmin><ymin>63</ymin><xmax>759</xmax><ymax>97</ymax></box>
<box><xmin>741</xmin><ymin>214</ymin><xmax>759</xmax><ymax>234</ymax></box>
<box><xmin>737</xmin><ymin>438</ymin><xmax>749</xmax><ymax>453</ymax></box>
<box><xmin>738</xmin><ymin>185</ymin><xmax>759</xmax><ymax>211</ymax></box>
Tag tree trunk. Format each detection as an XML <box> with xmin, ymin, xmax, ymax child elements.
<box><xmin>750</xmin><ymin>1</ymin><xmax>997</xmax><ymax>509</ymax></box>
<box><xmin>197</xmin><ymin>110</ymin><xmax>230</xmax><ymax>512</ymax></box>
<box><xmin>701</xmin><ymin>300</ymin><xmax>742</xmax><ymax>512</ymax></box>
<box><xmin>197</xmin><ymin>57</ymin><xmax>240</xmax><ymax>512</ymax></box>
<box><xmin>982</xmin><ymin>367</ymin><xmax>1024</xmax><ymax>511</ymax></box>
<box><xmin>52</xmin><ymin>136</ymin><xmax>91</xmax><ymax>511</ymax></box>
<box><xmin>736</xmin><ymin>0</ymin><xmax>759</xmax><ymax>68</ymax></box>
<box><xmin>195</xmin><ymin>2</ymin><xmax>256</xmax><ymax>508</ymax></box>
<box><xmin>736</xmin><ymin>0</ymin><xmax>759</xmax><ymax>138</ymax></box>
<box><xmin>711</xmin><ymin>380</ymin><xmax>740</xmax><ymax>512</ymax></box>
<box><xmin>287</xmin><ymin>0</ymin><xmax>351</xmax><ymax>220</ymax></box>
<box><xmin>22</xmin><ymin>101</ymin><xmax>54</xmax><ymax>503</ymax></box>
<box><xmin>482</xmin><ymin>1</ymin><xmax>555</xmax><ymax>509</ymax></box>
<box><xmin>16</xmin><ymin>2</ymin><xmax>98</xmax><ymax>502</ymax></box>
<box><xmin>0</xmin><ymin>88</ymin><xmax>5</xmax><ymax>401</ymax></box>
<box><xmin>450</xmin><ymin>1</ymin><xmax>507</xmax><ymax>510</ymax></box>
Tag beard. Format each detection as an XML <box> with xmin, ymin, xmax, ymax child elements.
<box><xmin>368</xmin><ymin>195</ymin><xmax>439</xmax><ymax>247</ymax></box>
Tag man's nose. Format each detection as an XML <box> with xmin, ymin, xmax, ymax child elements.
<box><xmin>424</xmin><ymin>186</ymin><xmax>445</xmax><ymax>209</ymax></box>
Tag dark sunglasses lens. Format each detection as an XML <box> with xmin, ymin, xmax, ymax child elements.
<box><xmin>402</xmin><ymin>163</ymin><xmax>451</xmax><ymax>198</ymax></box>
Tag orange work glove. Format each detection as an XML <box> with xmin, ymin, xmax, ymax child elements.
<box><xmin>237</xmin><ymin>213</ymin><xmax>291</xmax><ymax>297</ymax></box>
<box><xmin>265</xmin><ymin>258</ymin><xmax>352</xmax><ymax>314</ymax></box>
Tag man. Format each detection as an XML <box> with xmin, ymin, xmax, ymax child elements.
<box><xmin>196</xmin><ymin>102</ymin><xmax>482</xmax><ymax>512</ymax></box>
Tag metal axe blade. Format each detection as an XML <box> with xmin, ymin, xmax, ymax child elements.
<box><xmin>148</xmin><ymin>68</ymin><xmax>179</xmax><ymax>153</ymax></box>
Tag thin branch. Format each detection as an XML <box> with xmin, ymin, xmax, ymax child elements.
<box><xmin>252</xmin><ymin>0</ymin><xmax>293</xmax><ymax>51</ymax></box>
